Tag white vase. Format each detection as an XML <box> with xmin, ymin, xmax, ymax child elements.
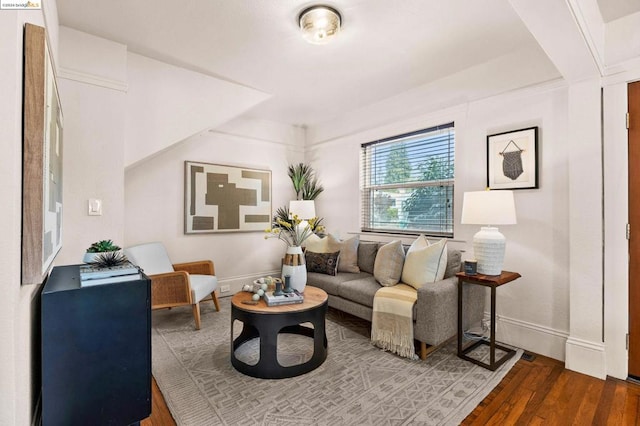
<box><xmin>281</xmin><ymin>246</ymin><xmax>307</xmax><ymax>293</ymax></box>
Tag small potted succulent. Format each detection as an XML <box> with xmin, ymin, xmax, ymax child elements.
<box><xmin>83</xmin><ymin>239</ymin><xmax>125</xmax><ymax>265</ymax></box>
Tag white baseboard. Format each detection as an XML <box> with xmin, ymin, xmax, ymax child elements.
<box><xmin>488</xmin><ymin>313</ymin><xmax>606</xmax><ymax>379</ymax></box>
<box><xmin>565</xmin><ymin>336</ymin><xmax>607</xmax><ymax>379</ymax></box>
<box><xmin>217</xmin><ymin>270</ymin><xmax>280</xmax><ymax>298</ymax></box>
<box><xmin>489</xmin><ymin>313</ymin><xmax>569</xmax><ymax>362</ymax></box>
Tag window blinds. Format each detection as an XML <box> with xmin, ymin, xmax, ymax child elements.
<box><xmin>360</xmin><ymin>122</ymin><xmax>455</xmax><ymax>237</ymax></box>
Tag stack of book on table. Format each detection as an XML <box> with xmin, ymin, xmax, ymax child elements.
<box><xmin>264</xmin><ymin>290</ymin><xmax>304</xmax><ymax>307</ymax></box>
<box><xmin>79</xmin><ymin>261</ymin><xmax>142</xmax><ymax>287</ymax></box>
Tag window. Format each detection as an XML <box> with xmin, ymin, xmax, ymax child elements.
<box><xmin>361</xmin><ymin>122</ymin><xmax>454</xmax><ymax>237</ymax></box>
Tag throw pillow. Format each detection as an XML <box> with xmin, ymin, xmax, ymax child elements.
<box><xmin>357</xmin><ymin>241</ymin><xmax>379</xmax><ymax>274</ymax></box>
<box><xmin>303</xmin><ymin>234</ymin><xmax>328</xmax><ymax>252</ymax></box>
<box><xmin>305</xmin><ymin>251</ymin><xmax>340</xmax><ymax>276</ymax></box>
<box><xmin>401</xmin><ymin>237</ymin><xmax>448</xmax><ymax>289</ymax></box>
<box><xmin>373</xmin><ymin>240</ymin><xmax>405</xmax><ymax>287</ymax></box>
<box><xmin>303</xmin><ymin>234</ymin><xmax>342</xmax><ymax>253</ymax></box>
<box><xmin>337</xmin><ymin>235</ymin><xmax>360</xmax><ymax>273</ymax></box>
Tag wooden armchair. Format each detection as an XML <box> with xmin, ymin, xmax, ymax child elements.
<box><xmin>124</xmin><ymin>242</ymin><xmax>220</xmax><ymax>329</ymax></box>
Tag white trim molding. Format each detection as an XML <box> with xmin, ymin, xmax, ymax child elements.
<box><xmin>57</xmin><ymin>66</ymin><xmax>128</xmax><ymax>92</ymax></box>
<box><xmin>492</xmin><ymin>313</ymin><xmax>569</xmax><ymax>362</ymax></box>
<box><xmin>566</xmin><ymin>336</ymin><xmax>607</xmax><ymax>379</ymax></box>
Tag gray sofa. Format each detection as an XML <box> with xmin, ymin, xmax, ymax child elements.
<box><xmin>306</xmin><ymin>241</ymin><xmax>485</xmax><ymax>359</ymax></box>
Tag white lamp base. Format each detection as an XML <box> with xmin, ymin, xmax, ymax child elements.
<box><xmin>472</xmin><ymin>227</ymin><xmax>506</xmax><ymax>276</ymax></box>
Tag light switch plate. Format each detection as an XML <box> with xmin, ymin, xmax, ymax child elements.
<box><xmin>88</xmin><ymin>198</ymin><xmax>102</xmax><ymax>216</ymax></box>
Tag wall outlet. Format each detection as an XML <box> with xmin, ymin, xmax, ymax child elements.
<box><xmin>220</xmin><ymin>285</ymin><xmax>230</xmax><ymax>293</ymax></box>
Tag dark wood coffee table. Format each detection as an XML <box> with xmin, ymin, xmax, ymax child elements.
<box><xmin>230</xmin><ymin>286</ymin><xmax>328</xmax><ymax>379</ymax></box>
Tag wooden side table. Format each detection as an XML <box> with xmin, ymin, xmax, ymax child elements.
<box><xmin>456</xmin><ymin>271</ymin><xmax>521</xmax><ymax>371</ymax></box>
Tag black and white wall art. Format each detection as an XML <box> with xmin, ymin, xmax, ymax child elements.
<box><xmin>487</xmin><ymin>127</ymin><xmax>538</xmax><ymax>190</ymax></box>
<box><xmin>184</xmin><ymin>161</ymin><xmax>272</xmax><ymax>234</ymax></box>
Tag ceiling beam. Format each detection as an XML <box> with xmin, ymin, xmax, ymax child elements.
<box><xmin>509</xmin><ymin>0</ymin><xmax>602</xmax><ymax>82</ymax></box>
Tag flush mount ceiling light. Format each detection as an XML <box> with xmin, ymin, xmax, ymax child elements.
<box><xmin>298</xmin><ymin>5</ymin><xmax>342</xmax><ymax>45</ymax></box>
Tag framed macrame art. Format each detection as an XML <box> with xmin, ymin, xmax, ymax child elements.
<box><xmin>487</xmin><ymin>127</ymin><xmax>538</xmax><ymax>190</ymax></box>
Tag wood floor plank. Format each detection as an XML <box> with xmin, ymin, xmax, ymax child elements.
<box><xmin>510</xmin><ymin>357</ymin><xmax>565</xmax><ymax>424</ymax></box>
<box><xmin>621</xmin><ymin>383</ymin><xmax>640</xmax><ymax>425</ymax></box>
<box><xmin>571</xmin><ymin>379</ymin><xmax>606</xmax><ymax>425</ymax></box>
<box><xmin>593</xmin><ymin>375</ymin><xmax>619</xmax><ymax>424</ymax></box>
<box><xmin>606</xmin><ymin>381</ymin><xmax>628</xmax><ymax>425</ymax></box>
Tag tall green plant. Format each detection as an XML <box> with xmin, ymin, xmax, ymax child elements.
<box><xmin>287</xmin><ymin>163</ymin><xmax>324</xmax><ymax>200</ymax></box>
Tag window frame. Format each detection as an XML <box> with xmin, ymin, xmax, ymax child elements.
<box><xmin>360</xmin><ymin>122</ymin><xmax>455</xmax><ymax>238</ymax></box>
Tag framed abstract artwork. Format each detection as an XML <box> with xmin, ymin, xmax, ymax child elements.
<box><xmin>184</xmin><ymin>161</ymin><xmax>272</xmax><ymax>234</ymax></box>
<box><xmin>22</xmin><ymin>24</ymin><xmax>64</xmax><ymax>285</ymax></box>
<box><xmin>487</xmin><ymin>127</ymin><xmax>538</xmax><ymax>190</ymax></box>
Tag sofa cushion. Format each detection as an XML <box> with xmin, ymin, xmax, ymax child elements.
<box><xmin>357</xmin><ymin>241</ymin><xmax>379</xmax><ymax>274</ymax></box>
<box><xmin>307</xmin><ymin>271</ymin><xmax>371</xmax><ymax>296</ymax></box>
<box><xmin>337</xmin><ymin>275</ymin><xmax>381</xmax><ymax>307</ymax></box>
<box><xmin>305</xmin><ymin>251</ymin><xmax>340</xmax><ymax>276</ymax></box>
<box><xmin>337</xmin><ymin>235</ymin><xmax>360</xmax><ymax>273</ymax></box>
<box><xmin>373</xmin><ymin>240</ymin><xmax>405</xmax><ymax>287</ymax></box>
<box><xmin>401</xmin><ymin>237</ymin><xmax>448</xmax><ymax>289</ymax></box>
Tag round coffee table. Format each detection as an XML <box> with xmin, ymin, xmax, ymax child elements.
<box><xmin>230</xmin><ymin>286</ymin><xmax>328</xmax><ymax>379</ymax></box>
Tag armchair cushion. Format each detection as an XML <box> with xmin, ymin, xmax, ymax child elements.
<box><xmin>189</xmin><ymin>274</ymin><xmax>219</xmax><ymax>303</ymax></box>
<box><xmin>124</xmin><ymin>242</ymin><xmax>174</xmax><ymax>275</ymax></box>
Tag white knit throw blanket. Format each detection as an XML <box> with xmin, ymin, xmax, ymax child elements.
<box><xmin>371</xmin><ymin>284</ymin><xmax>418</xmax><ymax>360</ymax></box>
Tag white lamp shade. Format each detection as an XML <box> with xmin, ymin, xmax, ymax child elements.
<box><xmin>461</xmin><ymin>191</ymin><xmax>517</xmax><ymax>226</ymax></box>
<box><xmin>289</xmin><ymin>200</ymin><xmax>316</xmax><ymax>219</ymax></box>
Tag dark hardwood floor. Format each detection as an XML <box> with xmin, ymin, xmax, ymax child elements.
<box><xmin>141</xmin><ymin>353</ymin><xmax>640</xmax><ymax>425</ymax></box>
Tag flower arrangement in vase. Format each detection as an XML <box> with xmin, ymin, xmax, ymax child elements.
<box><xmin>265</xmin><ymin>215</ymin><xmax>324</xmax><ymax>293</ymax></box>
<box><xmin>264</xmin><ymin>215</ymin><xmax>323</xmax><ymax>247</ymax></box>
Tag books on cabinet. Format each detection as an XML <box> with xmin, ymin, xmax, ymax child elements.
<box><xmin>80</xmin><ymin>261</ymin><xmax>142</xmax><ymax>287</ymax></box>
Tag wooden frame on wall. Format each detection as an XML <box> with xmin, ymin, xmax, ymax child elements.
<box><xmin>487</xmin><ymin>126</ymin><xmax>538</xmax><ymax>190</ymax></box>
<box><xmin>184</xmin><ymin>161</ymin><xmax>272</xmax><ymax>234</ymax></box>
<box><xmin>22</xmin><ymin>23</ymin><xmax>64</xmax><ymax>285</ymax></box>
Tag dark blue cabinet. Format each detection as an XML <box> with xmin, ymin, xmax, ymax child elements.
<box><xmin>41</xmin><ymin>265</ymin><xmax>151</xmax><ymax>425</ymax></box>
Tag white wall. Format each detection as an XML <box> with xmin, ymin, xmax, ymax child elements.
<box><xmin>55</xmin><ymin>27</ymin><xmax>128</xmax><ymax>266</ymax></box>
<box><xmin>0</xmin><ymin>7</ymin><xmax>55</xmax><ymax>426</ymax></box>
<box><xmin>125</xmin><ymin>119</ymin><xmax>305</xmax><ymax>295</ymax></box>
<box><xmin>308</xmin><ymin>82</ymin><xmax>572</xmax><ymax>361</ymax></box>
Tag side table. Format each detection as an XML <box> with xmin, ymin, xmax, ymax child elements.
<box><xmin>230</xmin><ymin>286</ymin><xmax>328</xmax><ymax>379</ymax></box>
<box><xmin>456</xmin><ymin>270</ymin><xmax>521</xmax><ymax>371</ymax></box>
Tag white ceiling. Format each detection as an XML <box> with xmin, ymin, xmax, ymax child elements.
<box><xmin>55</xmin><ymin>0</ymin><xmax>636</xmax><ymax>127</ymax></box>
<box><xmin>597</xmin><ymin>0</ymin><xmax>640</xmax><ymax>23</ymax></box>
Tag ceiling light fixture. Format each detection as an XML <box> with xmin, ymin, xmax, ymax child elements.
<box><xmin>298</xmin><ymin>5</ymin><xmax>342</xmax><ymax>45</ymax></box>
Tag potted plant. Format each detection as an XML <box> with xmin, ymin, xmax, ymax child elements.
<box><xmin>83</xmin><ymin>239</ymin><xmax>122</xmax><ymax>264</ymax></box>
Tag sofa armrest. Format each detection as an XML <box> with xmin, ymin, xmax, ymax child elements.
<box><xmin>414</xmin><ymin>276</ymin><xmax>486</xmax><ymax>346</ymax></box>
<box><xmin>414</xmin><ymin>276</ymin><xmax>458</xmax><ymax>346</ymax></box>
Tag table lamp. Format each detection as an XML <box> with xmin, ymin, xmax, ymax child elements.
<box><xmin>289</xmin><ymin>200</ymin><xmax>316</xmax><ymax>220</ymax></box>
<box><xmin>461</xmin><ymin>190</ymin><xmax>517</xmax><ymax>275</ymax></box>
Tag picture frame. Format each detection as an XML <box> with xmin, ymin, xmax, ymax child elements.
<box><xmin>22</xmin><ymin>24</ymin><xmax>64</xmax><ymax>285</ymax></box>
<box><xmin>487</xmin><ymin>126</ymin><xmax>538</xmax><ymax>190</ymax></box>
<box><xmin>184</xmin><ymin>161</ymin><xmax>272</xmax><ymax>234</ymax></box>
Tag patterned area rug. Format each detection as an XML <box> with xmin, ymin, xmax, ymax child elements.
<box><xmin>152</xmin><ymin>299</ymin><xmax>522</xmax><ymax>425</ymax></box>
